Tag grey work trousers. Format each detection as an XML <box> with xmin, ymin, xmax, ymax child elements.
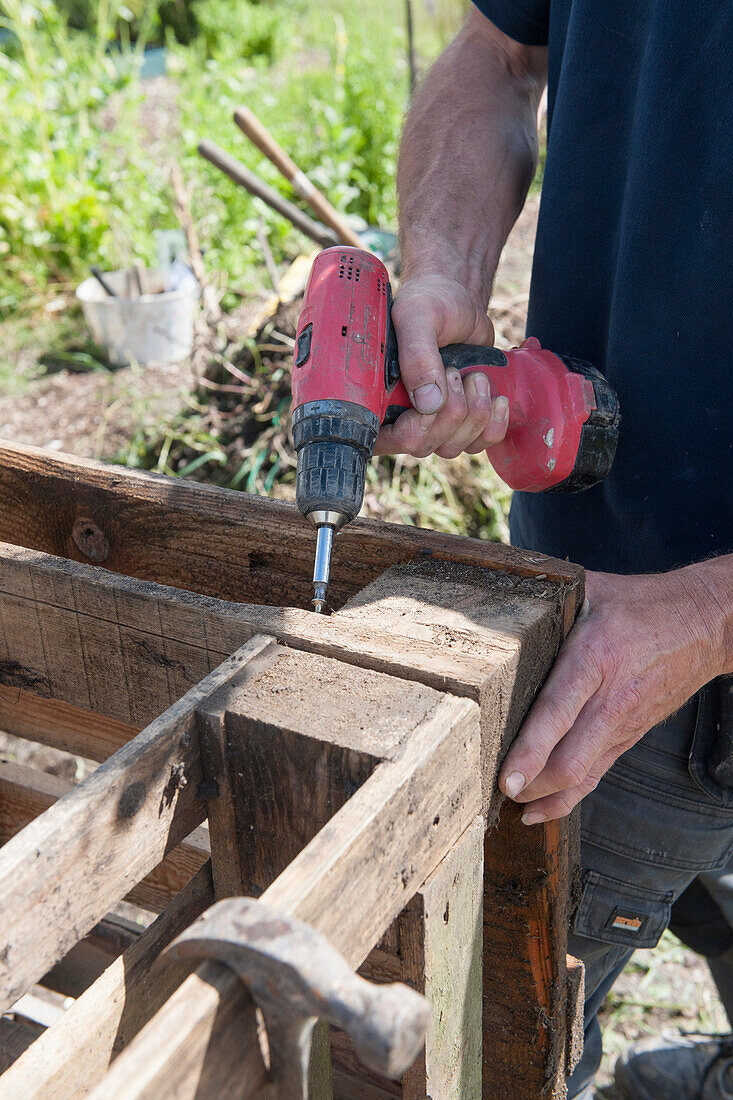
<box><xmin>567</xmin><ymin>675</ymin><xmax>733</xmax><ymax>1097</ymax></box>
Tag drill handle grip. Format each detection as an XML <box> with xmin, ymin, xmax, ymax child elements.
<box><xmin>383</xmin><ymin>339</ymin><xmax>620</xmax><ymax>494</ymax></box>
<box><xmin>384</xmin><ymin>343</ymin><xmax>508</xmax><ymax>423</ymax></box>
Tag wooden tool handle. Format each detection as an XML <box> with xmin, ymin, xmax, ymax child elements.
<box><xmin>234</xmin><ymin>106</ymin><xmax>362</xmax><ymax>248</ymax></box>
<box><xmin>198</xmin><ymin>140</ymin><xmax>339</xmax><ymax>249</ymax></box>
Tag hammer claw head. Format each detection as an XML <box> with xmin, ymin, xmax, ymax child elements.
<box><xmin>161</xmin><ymin>898</ymin><xmax>430</xmax><ymax>1083</ymax></box>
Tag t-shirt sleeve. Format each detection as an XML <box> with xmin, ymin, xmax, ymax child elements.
<box><xmin>471</xmin><ymin>0</ymin><xmax>550</xmax><ymax>46</ymax></box>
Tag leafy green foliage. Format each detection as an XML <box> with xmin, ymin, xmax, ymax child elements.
<box><xmin>0</xmin><ymin>0</ymin><xmax>409</xmax><ymax>313</ymax></box>
<box><xmin>192</xmin><ymin>0</ymin><xmax>285</xmax><ymax>62</ymax></box>
<box><xmin>0</xmin><ymin>0</ymin><xmax>179</xmax><ymax>311</ymax></box>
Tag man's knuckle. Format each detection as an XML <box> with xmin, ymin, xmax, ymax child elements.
<box><xmin>555</xmin><ymin>759</ymin><xmax>587</xmax><ymax>788</ymax></box>
<box><xmin>516</xmin><ymin>741</ymin><xmax>552</xmax><ymax>775</ymax></box>
<box><xmin>558</xmin><ymin>790</ymin><xmax>578</xmax><ymax>813</ymax></box>
<box><xmin>466</xmin><ymin>405</ymin><xmax>493</xmax><ymax>434</ymax></box>
<box><xmin>482</xmin><ymin>421</ymin><xmax>507</xmax><ymax>447</ymax></box>
<box><xmin>572</xmin><ymin>646</ymin><xmax>603</xmax><ymax>685</ymax></box>
<box><xmin>594</xmin><ymin>634</ymin><xmax>624</xmax><ymax>677</ymax></box>
<box><xmin>406</xmin><ymin>352</ymin><xmax>441</xmax><ymax>380</ymax></box>
<box><xmin>602</xmin><ymin>680</ymin><xmax>644</xmax><ymax>725</ymax></box>
<box><xmin>546</xmin><ymin>790</ymin><xmax>577</xmax><ymax>819</ymax></box>
<box><xmin>620</xmin><ymin>678</ymin><xmax>644</xmax><ymax>710</ymax></box>
<box><xmin>446</xmin><ymin>390</ymin><xmax>468</xmax><ymax>420</ymax></box>
<box><xmin>541</xmin><ymin>693</ymin><xmax>575</xmax><ymax>730</ymax></box>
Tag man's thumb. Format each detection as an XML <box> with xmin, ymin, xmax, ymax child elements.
<box><xmin>391</xmin><ymin>302</ymin><xmax>447</xmax><ymax>414</ymax></box>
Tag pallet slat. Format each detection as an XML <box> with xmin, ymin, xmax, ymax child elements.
<box><xmin>89</xmin><ymin>692</ymin><xmax>481</xmax><ymax>1099</ymax></box>
<box><xmin>0</xmin><ymin>691</ymin><xmax>140</xmax><ymax>761</ymax></box>
<box><xmin>0</xmin><ymin>440</ymin><xmax>583</xmax><ymax>611</ymax></box>
<box><xmin>0</xmin><ymin>637</ymin><xmax>269</xmax><ymax>1013</ymax></box>
<box><xmin>2</xmin><ymin>865</ymin><xmax>215</xmax><ymax>1099</ymax></box>
<box><xmin>0</xmin><ymin>761</ymin><xmax>210</xmax><ymax>913</ymax></box>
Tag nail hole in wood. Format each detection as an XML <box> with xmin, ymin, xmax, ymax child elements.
<box><xmin>72</xmin><ymin>518</ymin><xmax>110</xmax><ymax>563</ymax></box>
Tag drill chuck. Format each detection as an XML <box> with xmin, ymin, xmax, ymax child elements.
<box><xmin>293</xmin><ymin>399</ymin><xmax>380</xmax><ymax>526</ymax></box>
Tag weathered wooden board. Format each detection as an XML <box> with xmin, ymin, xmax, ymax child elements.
<box><xmin>197</xmin><ymin>639</ymin><xmax>446</xmax><ymax>896</ymax></box>
<box><xmin>0</xmin><ymin>1019</ymin><xmax>41</xmax><ymax>1074</ymax></box>
<box><xmin>4</xmin><ymin>871</ymin><xmax>214</xmax><ymax>1096</ymax></box>
<box><xmin>0</xmin><ymin>691</ymin><xmax>139</xmax><ymax>761</ymax></box>
<box><xmin>0</xmin><ymin>440</ymin><xmax>583</xmax><ymax>610</ymax></box>
<box><xmin>88</xmin><ymin>960</ymin><xmax>264</xmax><ymax>1100</ymax></box>
<box><xmin>0</xmin><ymin>637</ymin><xmax>269</xmax><ymax>1013</ymax></box>
<box><xmin>87</xmin><ymin>693</ymin><xmax>481</xmax><ymax>1099</ymax></box>
<box><xmin>0</xmin><ymin>542</ymin><xmax>246</xmax><ymax>727</ymax></box>
<box><xmin>1</xmin><ymin>865</ymin><xmax>215</xmax><ymax>1100</ymax></box>
<box><xmin>197</xmin><ymin>640</ymin><xmax>451</xmax><ymax>1097</ymax></box>
<box><xmin>42</xmin><ymin>914</ymin><xmax>139</xmax><ymax>999</ymax></box>
<box><xmin>483</xmin><ymin>801</ymin><xmax>580</xmax><ymax>1097</ymax></box>
<box><xmin>0</xmin><ymin>761</ymin><xmax>210</xmax><ymax>913</ymax></box>
<box><xmin>333</xmin><ymin>816</ymin><xmax>484</xmax><ymax>1100</ymax></box>
<box><xmin>566</xmin><ymin>955</ymin><xmax>585</xmax><ymax>1077</ymax></box>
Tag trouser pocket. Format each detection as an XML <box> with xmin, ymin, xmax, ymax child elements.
<box><xmin>573</xmin><ymin>870</ymin><xmax>672</xmax><ymax>949</ymax></box>
<box><xmin>690</xmin><ymin>675</ymin><xmax>733</xmax><ymax>806</ymax></box>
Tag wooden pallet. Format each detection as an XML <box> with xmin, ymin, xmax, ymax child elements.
<box><xmin>0</xmin><ymin>440</ymin><xmax>585</xmax><ymax>1099</ymax></box>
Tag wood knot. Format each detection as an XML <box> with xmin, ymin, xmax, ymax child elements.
<box><xmin>72</xmin><ymin>518</ymin><xmax>110</xmax><ymax>563</ymax></box>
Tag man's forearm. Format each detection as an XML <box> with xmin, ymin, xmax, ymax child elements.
<box><xmin>397</xmin><ymin>10</ymin><xmax>547</xmax><ymax>306</ymax></box>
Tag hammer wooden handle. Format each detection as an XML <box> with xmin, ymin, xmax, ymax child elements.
<box><xmin>234</xmin><ymin>106</ymin><xmax>363</xmax><ymax>249</ymax></box>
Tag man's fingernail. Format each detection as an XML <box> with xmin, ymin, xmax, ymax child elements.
<box><xmin>420</xmin><ymin>413</ymin><xmax>437</xmax><ymax>432</ymax></box>
<box><xmin>522</xmin><ymin>811</ymin><xmax>547</xmax><ymax>826</ymax></box>
<box><xmin>473</xmin><ymin>373</ymin><xmax>489</xmax><ymax>397</ymax></box>
<box><xmin>504</xmin><ymin>771</ymin><xmax>526</xmax><ymax>798</ymax></box>
<box><xmin>447</xmin><ymin>369</ymin><xmax>463</xmax><ymax>395</ymax></box>
<box><xmin>495</xmin><ymin>395</ymin><xmax>509</xmax><ymax>419</ymax></box>
<box><xmin>413</xmin><ymin>382</ymin><xmax>442</xmax><ymax>413</ymax></box>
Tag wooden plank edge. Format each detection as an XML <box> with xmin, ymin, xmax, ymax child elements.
<box><xmin>0</xmin><ymin>864</ymin><xmax>215</xmax><ymax>1099</ymax></box>
<box><xmin>0</xmin><ymin>439</ymin><xmax>584</xmax><ymax>590</ymax></box>
<box><xmin>0</xmin><ymin>637</ymin><xmax>269</xmax><ymax>1013</ymax></box>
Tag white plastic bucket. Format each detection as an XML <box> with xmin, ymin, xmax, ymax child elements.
<box><xmin>76</xmin><ymin>267</ymin><xmax>198</xmax><ymax>366</ymax></box>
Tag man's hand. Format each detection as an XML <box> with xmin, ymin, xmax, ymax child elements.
<box><xmin>374</xmin><ymin>276</ymin><xmax>510</xmax><ymax>460</ymax></box>
<box><xmin>499</xmin><ymin>566</ymin><xmax>732</xmax><ymax>824</ymax></box>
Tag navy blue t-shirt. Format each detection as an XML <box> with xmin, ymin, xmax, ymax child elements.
<box><xmin>472</xmin><ymin>0</ymin><xmax>732</xmax><ymax>573</ymax></box>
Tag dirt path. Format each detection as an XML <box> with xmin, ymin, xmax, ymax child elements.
<box><xmin>0</xmin><ymin>357</ymin><xmax>193</xmax><ymax>462</ymax></box>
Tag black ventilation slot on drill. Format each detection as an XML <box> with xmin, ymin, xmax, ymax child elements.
<box><xmin>384</xmin><ymin>281</ymin><xmax>400</xmax><ymax>390</ymax></box>
<box><xmin>295</xmin><ymin>323</ymin><xmax>313</xmax><ymax>367</ymax></box>
<box><xmin>341</xmin><ymin>325</ymin><xmax>348</xmax><ymax>337</ymax></box>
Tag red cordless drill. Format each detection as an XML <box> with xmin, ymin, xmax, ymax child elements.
<box><xmin>292</xmin><ymin>247</ymin><xmax>620</xmax><ymax>612</ymax></box>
